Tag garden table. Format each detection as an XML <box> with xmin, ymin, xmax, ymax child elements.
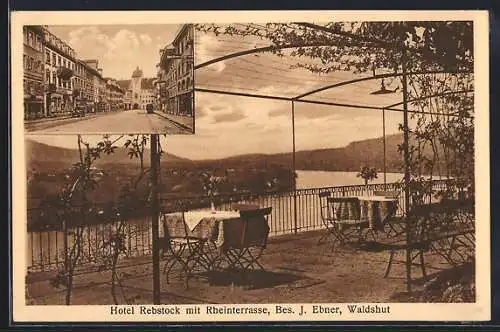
<box><xmin>161</xmin><ymin>209</ymin><xmax>270</xmax><ymax>287</ymax></box>
<box><xmin>161</xmin><ymin>210</ymin><xmax>243</xmax><ymax>288</ymax></box>
<box><xmin>357</xmin><ymin>196</ymin><xmax>398</xmax><ymax>231</ymax></box>
<box><xmin>163</xmin><ymin>210</ymin><xmax>241</xmax><ymax>248</ymax></box>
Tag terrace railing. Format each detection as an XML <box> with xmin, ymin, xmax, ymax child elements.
<box><xmin>26</xmin><ymin>180</ymin><xmax>455</xmax><ymax>272</ymax></box>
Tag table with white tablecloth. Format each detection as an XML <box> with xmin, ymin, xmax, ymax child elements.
<box><xmin>357</xmin><ymin>196</ymin><xmax>398</xmax><ymax>231</ymax></box>
<box><xmin>328</xmin><ymin>196</ymin><xmax>398</xmax><ymax>231</ymax></box>
<box><xmin>162</xmin><ymin>210</ymin><xmax>241</xmax><ymax>249</ymax></box>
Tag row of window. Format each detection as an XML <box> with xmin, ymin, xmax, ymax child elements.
<box><xmin>27</xmin><ymin>28</ymin><xmax>114</xmax><ymax>89</ymax></box>
<box><xmin>45</xmin><ymin>49</ymin><xmax>75</xmax><ymax>70</ymax></box>
<box><xmin>166</xmin><ymin>77</ymin><xmax>192</xmax><ymax>96</ymax></box>
<box><xmin>23</xmin><ymin>54</ymin><xmax>43</xmax><ymax>75</ymax></box>
<box><xmin>74</xmin><ymin>63</ymin><xmax>88</xmax><ymax>76</ymax></box>
<box><xmin>43</xmin><ymin>31</ymin><xmax>76</xmax><ymax>59</ymax></box>
<box><xmin>74</xmin><ymin>90</ymin><xmax>94</xmax><ymax>99</ymax></box>
<box><xmin>45</xmin><ymin>69</ymin><xmax>72</xmax><ymax>90</ymax></box>
<box><xmin>23</xmin><ymin>28</ymin><xmax>43</xmax><ymax>52</ymax></box>
<box><xmin>74</xmin><ymin>77</ymin><xmax>93</xmax><ymax>92</ymax></box>
<box><xmin>74</xmin><ymin>64</ymin><xmax>103</xmax><ymax>82</ymax></box>
<box><xmin>175</xmin><ymin>28</ymin><xmax>193</xmax><ymax>56</ymax></box>
<box><xmin>165</xmin><ymin>61</ymin><xmax>193</xmax><ymax>87</ymax></box>
<box><xmin>23</xmin><ymin>79</ymin><xmax>43</xmax><ymax>96</ymax></box>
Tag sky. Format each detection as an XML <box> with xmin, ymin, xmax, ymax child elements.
<box><xmin>47</xmin><ymin>24</ymin><xmax>183</xmax><ymax>80</ymax></box>
<box><xmin>29</xmin><ymin>25</ymin><xmax>410</xmax><ymax>160</ymax></box>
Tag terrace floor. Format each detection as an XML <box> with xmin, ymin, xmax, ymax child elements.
<box><xmin>26</xmin><ymin>230</ymin><xmax>469</xmax><ymax>305</ymax></box>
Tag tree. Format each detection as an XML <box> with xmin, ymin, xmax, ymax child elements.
<box><xmin>47</xmin><ymin>134</ymin><xmax>166</xmax><ymax>305</ymax></box>
<box><xmin>49</xmin><ymin>134</ymin><xmax>118</xmax><ymax>305</ymax></box>
<box><xmin>195</xmin><ymin>22</ymin><xmax>473</xmax><ymax>75</ymax></box>
<box><xmin>357</xmin><ymin>166</ymin><xmax>378</xmax><ymax>186</ymax></box>
<box><xmin>94</xmin><ymin>134</ymin><xmax>164</xmax><ymax>304</ymax></box>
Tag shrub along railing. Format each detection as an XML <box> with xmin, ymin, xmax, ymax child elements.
<box><xmin>26</xmin><ymin>180</ymin><xmax>456</xmax><ymax>272</ymax></box>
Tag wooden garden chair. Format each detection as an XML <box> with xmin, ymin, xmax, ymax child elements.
<box><xmin>220</xmin><ymin>207</ymin><xmax>272</xmax><ymax>272</ymax></box>
<box><xmin>161</xmin><ymin>212</ymin><xmax>209</xmax><ymax>289</ymax></box>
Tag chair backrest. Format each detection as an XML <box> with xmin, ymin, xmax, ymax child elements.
<box><xmin>223</xmin><ymin>207</ymin><xmax>272</xmax><ymax>250</ymax></box>
<box><xmin>161</xmin><ymin>211</ymin><xmax>197</xmax><ymax>250</ymax></box>
<box><xmin>161</xmin><ymin>214</ymin><xmax>179</xmax><ymax>250</ymax></box>
<box><xmin>407</xmin><ymin>199</ymin><xmax>475</xmax><ymax>244</ymax></box>
<box><xmin>318</xmin><ymin>191</ymin><xmax>332</xmax><ymax>224</ymax></box>
<box><xmin>327</xmin><ymin>197</ymin><xmax>361</xmax><ymax>221</ymax></box>
<box><xmin>220</xmin><ymin>217</ymin><xmax>248</xmax><ymax>250</ymax></box>
<box><xmin>232</xmin><ymin>203</ymin><xmax>260</xmax><ymax>211</ymax></box>
<box><xmin>239</xmin><ymin>206</ymin><xmax>272</xmax><ymax>220</ymax></box>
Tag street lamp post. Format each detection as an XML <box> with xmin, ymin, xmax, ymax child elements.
<box><xmin>371</xmin><ymin>79</ymin><xmax>397</xmax><ymax>190</ymax></box>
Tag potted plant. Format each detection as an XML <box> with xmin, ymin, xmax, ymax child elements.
<box><xmin>200</xmin><ymin>171</ymin><xmax>225</xmax><ymax>213</ymax></box>
<box><xmin>357</xmin><ymin>166</ymin><xmax>378</xmax><ymax>194</ymax></box>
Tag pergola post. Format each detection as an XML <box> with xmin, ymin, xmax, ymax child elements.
<box><xmin>382</xmin><ymin>108</ymin><xmax>387</xmax><ymax>189</ymax></box>
<box><xmin>151</xmin><ymin>134</ymin><xmax>161</xmax><ymax>304</ymax></box>
<box><xmin>292</xmin><ymin>100</ymin><xmax>298</xmax><ymax>234</ymax></box>
<box><xmin>401</xmin><ymin>51</ymin><xmax>412</xmax><ymax>293</ymax></box>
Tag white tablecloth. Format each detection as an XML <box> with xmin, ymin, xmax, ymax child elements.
<box><xmin>358</xmin><ymin>196</ymin><xmax>398</xmax><ymax>230</ymax></box>
<box><xmin>183</xmin><ymin>210</ymin><xmax>240</xmax><ymax>231</ymax></box>
<box><xmin>357</xmin><ymin>195</ymin><xmax>398</xmax><ymax>202</ymax></box>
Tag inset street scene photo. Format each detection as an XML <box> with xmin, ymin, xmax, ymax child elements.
<box><xmin>23</xmin><ymin>24</ymin><xmax>194</xmax><ymax>134</ymax></box>
<box><xmin>22</xmin><ymin>20</ymin><xmax>482</xmax><ymax>312</ymax></box>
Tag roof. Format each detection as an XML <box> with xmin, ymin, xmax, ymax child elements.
<box><xmin>141</xmin><ymin>78</ymin><xmax>155</xmax><ymax>90</ymax></box>
<box><xmin>79</xmin><ymin>60</ymin><xmax>102</xmax><ymax>78</ymax></box>
<box><xmin>173</xmin><ymin>24</ymin><xmax>191</xmax><ymax>46</ymax></box>
<box><xmin>116</xmin><ymin>78</ymin><xmax>155</xmax><ymax>90</ymax></box>
<box><xmin>117</xmin><ymin>80</ymin><xmax>131</xmax><ymax>90</ymax></box>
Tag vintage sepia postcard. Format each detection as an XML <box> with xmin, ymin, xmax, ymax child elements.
<box><xmin>12</xmin><ymin>10</ymin><xmax>490</xmax><ymax>323</ymax></box>
<box><xmin>21</xmin><ymin>23</ymin><xmax>195</xmax><ymax>134</ymax></box>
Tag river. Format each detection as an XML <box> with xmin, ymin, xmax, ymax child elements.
<box><xmin>295</xmin><ymin>170</ymin><xmax>403</xmax><ymax>189</ymax></box>
<box><xmin>27</xmin><ymin>170</ymin><xmax>405</xmax><ymax>271</ymax></box>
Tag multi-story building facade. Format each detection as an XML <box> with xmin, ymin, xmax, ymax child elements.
<box><xmin>118</xmin><ymin>67</ymin><xmax>156</xmax><ymax>110</ymax></box>
<box><xmin>22</xmin><ymin>26</ymin><xmax>132</xmax><ymax>119</ymax></box>
<box><xmin>105</xmin><ymin>78</ymin><xmax>124</xmax><ymax>111</ymax></box>
<box><xmin>157</xmin><ymin>24</ymin><xmax>194</xmax><ymax>117</ymax></box>
<box><xmin>98</xmin><ymin>73</ymin><xmax>107</xmax><ymax>112</ymax></box>
<box><xmin>140</xmin><ymin>81</ymin><xmax>155</xmax><ymax>108</ymax></box>
<box><xmin>83</xmin><ymin>60</ymin><xmax>108</xmax><ymax>112</ymax></box>
<box><xmin>73</xmin><ymin>60</ymin><xmax>97</xmax><ymax>113</ymax></box>
<box><xmin>23</xmin><ymin>25</ymin><xmax>45</xmax><ymax>120</ymax></box>
<box><xmin>42</xmin><ymin>27</ymin><xmax>76</xmax><ymax>117</ymax></box>
<box><xmin>121</xmin><ymin>89</ymin><xmax>133</xmax><ymax>110</ymax></box>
